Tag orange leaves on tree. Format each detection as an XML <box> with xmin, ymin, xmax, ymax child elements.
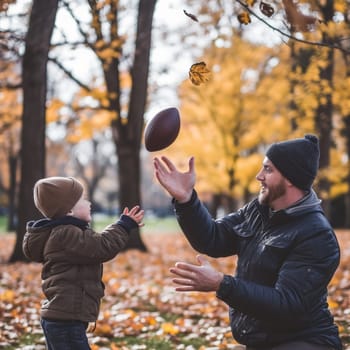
<box><xmin>46</xmin><ymin>98</ymin><xmax>65</xmax><ymax>123</ymax></box>
<box><xmin>65</xmin><ymin>86</ymin><xmax>118</xmax><ymax>143</ymax></box>
<box><xmin>94</xmin><ymin>36</ymin><xmax>126</xmax><ymax>64</ymax></box>
<box><xmin>189</xmin><ymin>62</ymin><xmax>211</xmax><ymax>86</ymax></box>
<box><xmin>238</xmin><ymin>0</ymin><xmax>321</xmax><ymax>31</ymax></box>
<box><xmin>0</xmin><ymin>89</ymin><xmax>22</xmax><ymax>127</ymax></box>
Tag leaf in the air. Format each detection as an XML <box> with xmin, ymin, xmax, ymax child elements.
<box><xmin>183</xmin><ymin>9</ymin><xmax>199</xmax><ymax>22</ymax></box>
<box><xmin>260</xmin><ymin>1</ymin><xmax>275</xmax><ymax>17</ymax></box>
<box><xmin>189</xmin><ymin>62</ymin><xmax>211</xmax><ymax>86</ymax></box>
<box><xmin>237</xmin><ymin>12</ymin><xmax>251</xmax><ymax>25</ymax></box>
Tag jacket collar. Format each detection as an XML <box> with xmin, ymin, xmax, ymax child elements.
<box><xmin>28</xmin><ymin>216</ymin><xmax>89</xmax><ymax>230</ymax></box>
<box><xmin>279</xmin><ymin>189</ymin><xmax>322</xmax><ymax>216</ymax></box>
<box><xmin>258</xmin><ymin>189</ymin><xmax>323</xmax><ymax>226</ymax></box>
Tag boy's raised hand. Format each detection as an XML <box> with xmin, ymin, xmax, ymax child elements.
<box><xmin>123</xmin><ymin>206</ymin><xmax>144</xmax><ymax>227</ymax></box>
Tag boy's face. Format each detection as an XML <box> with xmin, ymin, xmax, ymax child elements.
<box><xmin>71</xmin><ymin>195</ymin><xmax>91</xmax><ymax>222</ymax></box>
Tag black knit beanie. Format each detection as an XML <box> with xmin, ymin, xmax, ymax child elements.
<box><xmin>266</xmin><ymin>134</ymin><xmax>320</xmax><ymax>190</ymax></box>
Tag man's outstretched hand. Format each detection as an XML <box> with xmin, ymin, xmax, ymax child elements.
<box><xmin>169</xmin><ymin>255</ymin><xmax>224</xmax><ymax>292</ymax></box>
<box><xmin>153</xmin><ymin>156</ymin><xmax>195</xmax><ymax>203</ymax></box>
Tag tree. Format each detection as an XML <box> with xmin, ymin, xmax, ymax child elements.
<box><xmin>334</xmin><ymin>4</ymin><xmax>350</xmax><ymax>227</ymax></box>
<box><xmin>114</xmin><ymin>0</ymin><xmax>157</xmax><ymax>250</ymax></box>
<box><xmin>10</xmin><ymin>0</ymin><xmax>59</xmax><ymax>262</ymax></box>
<box><xmin>0</xmin><ymin>8</ymin><xmax>26</xmax><ymax>233</ymax></box>
<box><xmin>179</xmin><ymin>0</ymin><xmax>350</xmax><ymax>220</ymax></box>
<box><xmin>0</xmin><ymin>88</ymin><xmax>21</xmax><ymax>231</ymax></box>
<box><xmin>6</xmin><ymin>0</ymin><xmax>160</xmax><ymax>260</ymax></box>
<box><xmin>169</xmin><ymin>0</ymin><xmax>350</xmax><ymax>222</ymax></box>
<box><xmin>173</xmin><ymin>35</ymin><xmax>286</xmax><ymax>215</ymax></box>
<box><xmin>58</xmin><ymin>0</ymin><xmax>158</xmax><ymax>250</ymax></box>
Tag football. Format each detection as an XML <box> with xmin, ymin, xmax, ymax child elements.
<box><xmin>144</xmin><ymin>107</ymin><xmax>181</xmax><ymax>152</ymax></box>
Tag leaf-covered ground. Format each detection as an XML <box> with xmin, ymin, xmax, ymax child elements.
<box><xmin>0</xmin><ymin>230</ymin><xmax>349</xmax><ymax>350</ymax></box>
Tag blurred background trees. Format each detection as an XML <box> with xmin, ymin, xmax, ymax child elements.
<box><xmin>0</xmin><ymin>0</ymin><xmax>350</xmax><ymax>262</ymax></box>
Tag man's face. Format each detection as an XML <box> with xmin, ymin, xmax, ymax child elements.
<box><xmin>256</xmin><ymin>157</ymin><xmax>288</xmax><ymax>209</ymax></box>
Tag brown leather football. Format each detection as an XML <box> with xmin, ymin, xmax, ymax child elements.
<box><xmin>144</xmin><ymin>107</ymin><xmax>180</xmax><ymax>152</ymax></box>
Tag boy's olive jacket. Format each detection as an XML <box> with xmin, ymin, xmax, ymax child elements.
<box><xmin>23</xmin><ymin>215</ymin><xmax>136</xmax><ymax>322</ymax></box>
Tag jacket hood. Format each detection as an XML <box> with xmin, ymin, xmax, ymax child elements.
<box><xmin>23</xmin><ymin>216</ymin><xmax>89</xmax><ymax>263</ymax></box>
<box><xmin>23</xmin><ymin>219</ymin><xmax>53</xmax><ymax>263</ymax></box>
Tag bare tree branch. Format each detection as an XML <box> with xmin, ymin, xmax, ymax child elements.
<box><xmin>48</xmin><ymin>56</ymin><xmax>91</xmax><ymax>91</ymax></box>
<box><xmin>236</xmin><ymin>0</ymin><xmax>350</xmax><ymax>54</ymax></box>
<box><xmin>61</xmin><ymin>0</ymin><xmax>94</xmax><ymax>49</ymax></box>
<box><xmin>0</xmin><ymin>82</ymin><xmax>22</xmax><ymax>89</ymax></box>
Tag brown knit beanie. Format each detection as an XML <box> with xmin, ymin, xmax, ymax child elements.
<box><xmin>33</xmin><ymin>177</ymin><xmax>84</xmax><ymax>219</ymax></box>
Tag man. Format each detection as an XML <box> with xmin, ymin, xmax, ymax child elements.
<box><xmin>153</xmin><ymin>135</ymin><xmax>342</xmax><ymax>350</ymax></box>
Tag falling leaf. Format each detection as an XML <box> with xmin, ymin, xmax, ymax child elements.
<box><xmin>282</xmin><ymin>0</ymin><xmax>318</xmax><ymax>32</ymax></box>
<box><xmin>237</xmin><ymin>12</ymin><xmax>251</xmax><ymax>25</ymax></box>
<box><xmin>260</xmin><ymin>1</ymin><xmax>275</xmax><ymax>17</ymax></box>
<box><xmin>189</xmin><ymin>62</ymin><xmax>211</xmax><ymax>86</ymax></box>
<box><xmin>183</xmin><ymin>9</ymin><xmax>199</xmax><ymax>22</ymax></box>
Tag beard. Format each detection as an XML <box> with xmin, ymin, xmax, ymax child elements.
<box><xmin>258</xmin><ymin>179</ymin><xmax>286</xmax><ymax>207</ymax></box>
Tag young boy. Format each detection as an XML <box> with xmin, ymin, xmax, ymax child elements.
<box><xmin>23</xmin><ymin>176</ymin><xmax>144</xmax><ymax>350</ymax></box>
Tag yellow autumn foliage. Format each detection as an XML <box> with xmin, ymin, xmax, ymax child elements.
<box><xmin>46</xmin><ymin>98</ymin><xmax>65</xmax><ymax>123</ymax></box>
<box><xmin>169</xmin><ymin>36</ymin><xmax>289</xmax><ymax>200</ymax></box>
<box><xmin>334</xmin><ymin>0</ymin><xmax>347</xmax><ymax>13</ymax></box>
<box><xmin>169</xmin><ymin>14</ymin><xmax>350</xmax><ymax>203</ymax></box>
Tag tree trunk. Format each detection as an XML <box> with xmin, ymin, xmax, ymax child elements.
<box><xmin>206</xmin><ymin>194</ymin><xmax>222</xmax><ymax>218</ymax></box>
<box><xmin>344</xmin><ymin>115</ymin><xmax>350</xmax><ymax>228</ymax></box>
<box><xmin>9</xmin><ymin>0</ymin><xmax>58</xmax><ymax>262</ymax></box>
<box><xmin>7</xmin><ymin>154</ymin><xmax>17</xmax><ymax>231</ymax></box>
<box><xmin>117</xmin><ymin>143</ymin><xmax>146</xmax><ymax>250</ymax></box>
<box><xmin>341</xmin><ymin>23</ymin><xmax>350</xmax><ymax>228</ymax></box>
<box><xmin>314</xmin><ymin>0</ymin><xmax>335</xmax><ymax>218</ymax></box>
<box><xmin>112</xmin><ymin>0</ymin><xmax>157</xmax><ymax>251</ymax></box>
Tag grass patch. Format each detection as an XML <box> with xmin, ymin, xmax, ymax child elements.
<box><xmin>92</xmin><ymin>214</ymin><xmax>180</xmax><ymax>234</ymax></box>
<box><xmin>2</xmin><ymin>333</ymin><xmax>45</xmax><ymax>350</ymax></box>
<box><xmin>0</xmin><ymin>214</ymin><xmax>180</xmax><ymax>235</ymax></box>
<box><xmin>0</xmin><ymin>216</ymin><xmax>8</xmax><ymax>233</ymax></box>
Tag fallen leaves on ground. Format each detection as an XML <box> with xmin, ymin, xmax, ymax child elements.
<box><xmin>0</xmin><ymin>230</ymin><xmax>349</xmax><ymax>349</ymax></box>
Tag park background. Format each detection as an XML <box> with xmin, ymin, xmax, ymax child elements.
<box><xmin>0</xmin><ymin>0</ymin><xmax>350</xmax><ymax>349</ymax></box>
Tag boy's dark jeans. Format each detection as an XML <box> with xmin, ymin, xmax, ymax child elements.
<box><xmin>41</xmin><ymin>318</ymin><xmax>90</xmax><ymax>350</ymax></box>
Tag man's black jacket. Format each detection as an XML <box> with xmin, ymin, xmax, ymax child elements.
<box><xmin>173</xmin><ymin>190</ymin><xmax>342</xmax><ymax>349</ymax></box>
